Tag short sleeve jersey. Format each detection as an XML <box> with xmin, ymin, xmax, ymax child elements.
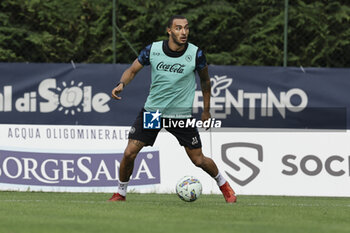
<box><xmin>138</xmin><ymin>41</ymin><xmax>207</xmax><ymax>71</ymax></box>
<box><xmin>138</xmin><ymin>40</ymin><xmax>207</xmax><ymax>118</ymax></box>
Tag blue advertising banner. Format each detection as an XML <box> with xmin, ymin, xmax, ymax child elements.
<box><xmin>192</xmin><ymin>66</ymin><xmax>348</xmax><ymax>129</ymax></box>
<box><xmin>0</xmin><ymin>63</ymin><xmax>348</xmax><ymax>129</ymax></box>
<box><xmin>0</xmin><ymin>63</ymin><xmax>149</xmax><ymax>126</ymax></box>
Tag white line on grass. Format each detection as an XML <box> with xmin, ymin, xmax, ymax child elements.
<box><xmin>0</xmin><ymin>199</ymin><xmax>107</xmax><ymax>204</ymax></box>
<box><xmin>246</xmin><ymin>202</ymin><xmax>350</xmax><ymax>208</ymax></box>
<box><xmin>0</xmin><ymin>199</ymin><xmax>349</xmax><ymax>208</ymax></box>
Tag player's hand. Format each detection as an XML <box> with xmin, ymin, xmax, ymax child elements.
<box><xmin>111</xmin><ymin>83</ymin><xmax>124</xmax><ymax>100</ymax></box>
<box><xmin>201</xmin><ymin>111</ymin><xmax>211</xmax><ymax>130</ymax></box>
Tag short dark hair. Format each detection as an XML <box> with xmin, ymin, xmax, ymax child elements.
<box><xmin>167</xmin><ymin>15</ymin><xmax>187</xmax><ymax>28</ymax></box>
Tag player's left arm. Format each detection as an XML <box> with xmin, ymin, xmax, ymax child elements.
<box><xmin>198</xmin><ymin>65</ymin><xmax>211</xmax><ymax>122</ymax></box>
<box><xmin>196</xmin><ymin>48</ymin><xmax>211</xmax><ymax>123</ymax></box>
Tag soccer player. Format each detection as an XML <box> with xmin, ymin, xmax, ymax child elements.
<box><xmin>109</xmin><ymin>15</ymin><xmax>236</xmax><ymax>203</ymax></box>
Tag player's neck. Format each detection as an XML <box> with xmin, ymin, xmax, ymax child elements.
<box><xmin>167</xmin><ymin>39</ymin><xmax>186</xmax><ymax>52</ymax></box>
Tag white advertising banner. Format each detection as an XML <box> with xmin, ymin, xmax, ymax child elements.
<box><xmin>209</xmin><ymin>129</ymin><xmax>350</xmax><ymax>197</ymax></box>
<box><xmin>0</xmin><ymin>124</ymin><xmax>349</xmax><ymax>197</ymax></box>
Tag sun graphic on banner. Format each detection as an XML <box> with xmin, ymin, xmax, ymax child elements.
<box><xmin>55</xmin><ymin>80</ymin><xmax>84</xmax><ymax>115</ymax></box>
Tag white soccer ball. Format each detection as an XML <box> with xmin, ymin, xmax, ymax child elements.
<box><xmin>175</xmin><ymin>176</ymin><xmax>202</xmax><ymax>202</ymax></box>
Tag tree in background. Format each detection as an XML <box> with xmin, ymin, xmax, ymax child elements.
<box><xmin>288</xmin><ymin>0</ymin><xmax>350</xmax><ymax>67</ymax></box>
<box><xmin>0</xmin><ymin>0</ymin><xmax>112</xmax><ymax>63</ymax></box>
<box><xmin>0</xmin><ymin>0</ymin><xmax>349</xmax><ymax>67</ymax></box>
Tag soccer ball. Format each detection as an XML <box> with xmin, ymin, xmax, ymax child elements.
<box><xmin>175</xmin><ymin>176</ymin><xmax>202</xmax><ymax>202</ymax></box>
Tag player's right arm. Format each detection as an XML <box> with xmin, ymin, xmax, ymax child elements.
<box><xmin>111</xmin><ymin>44</ymin><xmax>151</xmax><ymax>100</ymax></box>
<box><xmin>111</xmin><ymin>59</ymin><xmax>143</xmax><ymax>100</ymax></box>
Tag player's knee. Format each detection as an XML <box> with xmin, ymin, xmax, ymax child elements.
<box><xmin>191</xmin><ymin>156</ymin><xmax>205</xmax><ymax>168</ymax></box>
<box><xmin>123</xmin><ymin>148</ymin><xmax>138</xmax><ymax>161</ymax></box>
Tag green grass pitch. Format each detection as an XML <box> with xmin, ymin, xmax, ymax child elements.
<box><xmin>0</xmin><ymin>191</ymin><xmax>349</xmax><ymax>233</ymax></box>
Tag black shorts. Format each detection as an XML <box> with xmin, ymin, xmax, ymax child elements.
<box><xmin>128</xmin><ymin>108</ymin><xmax>202</xmax><ymax>149</ymax></box>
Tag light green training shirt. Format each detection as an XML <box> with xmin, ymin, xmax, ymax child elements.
<box><xmin>144</xmin><ymin>41</ymin><xmax>198</xmax><ymax>118</ymax></box>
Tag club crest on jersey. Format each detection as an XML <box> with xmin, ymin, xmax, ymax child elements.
<box><xmin>156</xmin><ymin>62</ymin><xmax>185</xmax><ymax>73</ymax></box>
<box><xmin>185</xmin><ymin>55</ymin><xmax>192</xmax><ymax>62</ymax></box>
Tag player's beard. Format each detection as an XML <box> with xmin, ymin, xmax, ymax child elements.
<box><xmin>171</xmin><ymin>33</ymin><xmax>187</xmax><ymax>47</ymax></box>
